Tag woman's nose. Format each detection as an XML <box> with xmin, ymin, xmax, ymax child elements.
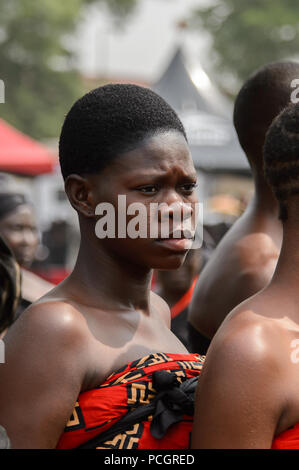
<box><xmin>22</xmin><ymin>229</ymin><xmax>38</xmax><ymax>247</ymax></box>
<box><xmin>159</xmin><ymin>192</ymin><xmax>193</xmax><ymax>221</ymax></box>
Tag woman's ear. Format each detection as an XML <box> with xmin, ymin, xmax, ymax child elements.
<box><xmin>64</xmin><ymin>174</ymin><xmax>95</xmax><ymax>218</ymax></box>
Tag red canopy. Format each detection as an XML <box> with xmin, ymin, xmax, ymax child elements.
<box><xmin>0</xmin><ymin>118</ymin><xmax>57</xmax><ymax>175</ymax></box>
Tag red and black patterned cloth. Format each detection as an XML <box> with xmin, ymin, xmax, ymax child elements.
<box><xmin>57</xmin><ymin>352</ymin><xmax>205</xmax><ymax>449</ymax></box>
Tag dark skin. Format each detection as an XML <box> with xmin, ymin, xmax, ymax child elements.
<box><xmin>0</xmin><ymin>130</ymin><xmax>199</xmax><ymax>449</ymax></box>
<box><xmin>188</xmin><ymin>67</ymin><xmax>299</xmax><ymax>342</ymax></box>
<box><xmin>188</xmin><ymin>184</ymin><xmax>282</xmax><ymax>340</ymax></box>
<box><xmin>187</xmin><ymin>64</ymin><xmax>299</xmax><ymax>344</ymax></box>
<box><xmin>156</xmin><ymin>250</ymin><xmax>202</xmax><ymax>307</ymax></box>
<box><xmin>0</xmin><ymin>204</ymin><xmax>39</xmax><ymax>267</ymax></box>
<box><xmin>191</xmin><ymin>198</ymin><xmax>299</xmax><ymax>448</ymax></box>
<box><xmin>0</xmin><ymin>204</ymin><xmax>53</xmax><ymax>312</ymax></box>
<box><xmin>188</xmin><ymin>133</ymin><xmax>283</xmax><ymax>343</ymax></box>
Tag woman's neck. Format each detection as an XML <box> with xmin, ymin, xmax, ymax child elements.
<box><xmin>68</xmin><ymin>239</ymin><xmax>153</xmax><ymax>313</ymax></box>
<box><xmin>250</xmin><ymin>176</ymin><xmax>280</xmax><ymax>217</ymax></box>
<box><xmin>271</xmin><ymin>220</ymin><xmax>299</xmax><ymax>291</ymax></box>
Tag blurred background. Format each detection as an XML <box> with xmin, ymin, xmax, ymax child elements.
<box><xmin>0</xmin><ymin>0</ymin><xmax>299</xmax><ymax>284</ymax></box>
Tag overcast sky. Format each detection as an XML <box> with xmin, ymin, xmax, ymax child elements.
<box><xmin>75</xmin><ymin>0</ymin><xmax>211</xmax><ymax>83</ymax></box>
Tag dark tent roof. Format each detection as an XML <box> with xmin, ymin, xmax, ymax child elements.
<box><xmin>152</xmin><ymin>48</ymin><xmax>250</xmax><ymax>175</ymax></box>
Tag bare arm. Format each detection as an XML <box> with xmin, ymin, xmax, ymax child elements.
<box><xmin>191</xmin><ymin>317</ymin><xmax>286</xmax><ymax>449</ymax></box>
<box><xmin>0</xmin><ymin>303</ymin><xmax>91</xmax><ymax>448</ymax></box>
<box><xmin>189</xmin><ymin>234</ymin><xmax>278</xmax><ymax>340</ymax></box>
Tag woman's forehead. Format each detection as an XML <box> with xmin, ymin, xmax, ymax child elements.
<box><xmin>0</xmin><ymin>205</ymin><xmax>35</xmax><ymax>225</ymax></box>
<box><xmin>102</xmin><ymin>131</ymin><xmax>195</xmax><ymax>178</ymax></box>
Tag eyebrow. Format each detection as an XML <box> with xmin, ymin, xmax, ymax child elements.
<box><xmin>123</xmin><ymin>170</ymin><xmax>198</xmax><ymax>183</ymax></box>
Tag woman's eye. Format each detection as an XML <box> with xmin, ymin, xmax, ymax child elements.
<box><xmin>9</xmin><ymin>225</ymin><xmax>24</xmax><ymax>232</ymax></box>
<box><xmin>138</xmin><ymin>186</ymin><xmax>158</xmax><ymax>194</ymax></box>
<box><xmin>181</xmin><ymin>183</ymin><xmax>198</xmax><ymax>193</ymax></box>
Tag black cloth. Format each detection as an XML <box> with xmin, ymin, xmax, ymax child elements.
<box><xmin>187</xmin><ymin>322</ymin><xmax>211</xmax><ymax>355</ymax></box>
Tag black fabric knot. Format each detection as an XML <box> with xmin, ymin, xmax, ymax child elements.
<box><xmin>150</xmin><ymin>370</ymin><xmax>198</xmax><ymax>439</ymax></box>
<box><xmin>152</xmin><ymin>369</ymin><xmax>178</xmax><ymax>391</ymax></box>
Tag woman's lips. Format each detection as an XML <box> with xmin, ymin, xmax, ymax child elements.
<box><xmin>154</xmin><ymin>237</ymin><xmax>193</xmax><ymax>251</ymax></box>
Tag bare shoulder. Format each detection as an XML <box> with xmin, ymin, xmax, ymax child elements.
<box><xmin>236</xmin><ymin>232</ymin><xmax>279</xmax><ymax>269</ymax></box>
<box><xmin>192</xmin><ymin>309</ymin><xmax>290</xmax><ymax>448</ymax></box>
<box><xmin>15</xmin><ymin>297</ymin><xmax>88</xmax><ymax>334</ymax></box>
<box><xmin>0</xmin><ymin>299</ymin><xmax>92</xmax><ymax>448</ymax></box>
<box><xmin>201</xmin><ymin>307</ymin><xmax>294</xmax><ymax>417</ymax></box>
<box><xmin>189</xmin><ymin>233</ymin><xmax>279</xmax><ymax>335</ymax></box>
<box><xmin>150</xmin><ymin>290</ymin><xmax>171</xmax><ymax>328</ymax></box>
<box><xmin>234</xmin><ymin>233</ymin><xmax>279</xmax><ymax>293</ymax></box>
<box><xmin>4</xmin><ymin>298</ymin><xmax>91</xmax><ymax>364</ymax></box>
<box><xmin>209</xmin><ymin>309</ymin><xmax>288</xmax><ymax>375</ymax></box>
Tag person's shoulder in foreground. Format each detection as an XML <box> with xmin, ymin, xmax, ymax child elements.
<box><xmin>191</xmin><ymin>301</ymin><xmax>299</xmax><ymax>448</ymax></box>
<box><xmin>191</xmin><ymin>102</ymin><xmax>299</xmax><ymax>449</ymax></box>
<box><xmin>188</xmin><ymin>225</ymin><xmax>280</xmax><ymax>344</ymax></box>
<box><xmin>188</xmin><ymin>61</ymin><xmax>299</xmax><ymax>347</ymax></box>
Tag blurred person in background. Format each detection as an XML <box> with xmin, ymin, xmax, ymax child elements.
<box><xmin>0</xmin><ymin>192</ymin><xmax>53</xmax><ymax>316</ymax></box>
<box><xmin>155</xmin><ymin>227</ymin><xmax>214</xmax><ymax>351</ymax></box>
<box><xmin>192</xmin><ymin>102</ymin><xmax>299</xmax><ymax>450</ymax></box>
<box><xmin>0</xmin><ymin>234</ymin><xmax>19</xmax><ymax>449</ymax></box>
<box><xmin>155</xmin><ymin>249</ymin><xmax>202</xmax><ymax>349</ymax></box>
<box><xmin>33</xmin><ymin>220</ymin><xmax>77</xmax><ymax>285</ymax></box>
<box><xmin>188</xmin><ymin>61</ymin><xmax>299</xmax><ymax>353</ymax></box>
<box><xmin>0</xmin><ymin>235</ymin><xmax>21</xmax><ymax>338</ymax></box>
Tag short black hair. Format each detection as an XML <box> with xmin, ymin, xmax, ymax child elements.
<box><xmin>264</xmin><ymin>103</ymin><xmax>299</xmax><ymax>220</ymax></box>
<box><xmin>0</xmin><ymin>192</ymin><xmax>28</xmax><ymax>220</ymax></box>
<box><xmin>233</xmin><ymin>61</ymin><xmax>299</xmax><ymax>171</ymax></box>
<box><xmin>59</xmin><ymin>84</ymin><xmax>187</xmax><ymax>180</ymax></box>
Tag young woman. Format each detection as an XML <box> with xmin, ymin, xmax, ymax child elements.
<box><xmin>191</xmin><ymin>103</ymin><xmax>299</xmax><ymax>449</ymax></box>
<box><xmin>0</xmin><ymin>235</ymin><xmax>21</xmax><ymax>338</ymax></box>
<box><xmin>0</xmin><ymin>192</ymin><xmax>53</xmax><ymax>317</ymax></box>
<box><xmin>0</xmin><ymin>84</ymin><xmax>204</xmax><ymax>449</ymax></box>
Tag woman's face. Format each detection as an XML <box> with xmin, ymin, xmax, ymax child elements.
<box><xmin>88</xmin><ymin>130</ymin><xmax>199</xmax><ymax>271</ymax></box>
<box><xmin>0</xmin><ymin>204</ymin><xmax>39</xmax><ymax>267</ymax></box>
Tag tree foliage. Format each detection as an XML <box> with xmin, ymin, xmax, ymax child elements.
<box><xmin>190</xmin><ymin>0</ymin><xmax>299</xmax><ymax>96</ymax></box>
<box><xmin>0</xmin><ymin>0</ymin><xmax>138</xmax><ymax>139</ymax></box>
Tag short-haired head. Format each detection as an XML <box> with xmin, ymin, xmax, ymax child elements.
<box><xmin>264</xmin><ymin>102</ymin><xmax>299</xmax><ymax>220</ymax></box>
<box><xmin>0</xmin><ymin>192</ymin><xmax>28</xmax><ymax>221</ymax></box>
<box><xmin>59</xmin><ymin>83</ymin><xmax>187</xmax><ymax>180</ymax></box>
<box><xmin>233</xmin><ymin>61</ymin><xmax>299</xmax><ymax>174</ymax></box>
